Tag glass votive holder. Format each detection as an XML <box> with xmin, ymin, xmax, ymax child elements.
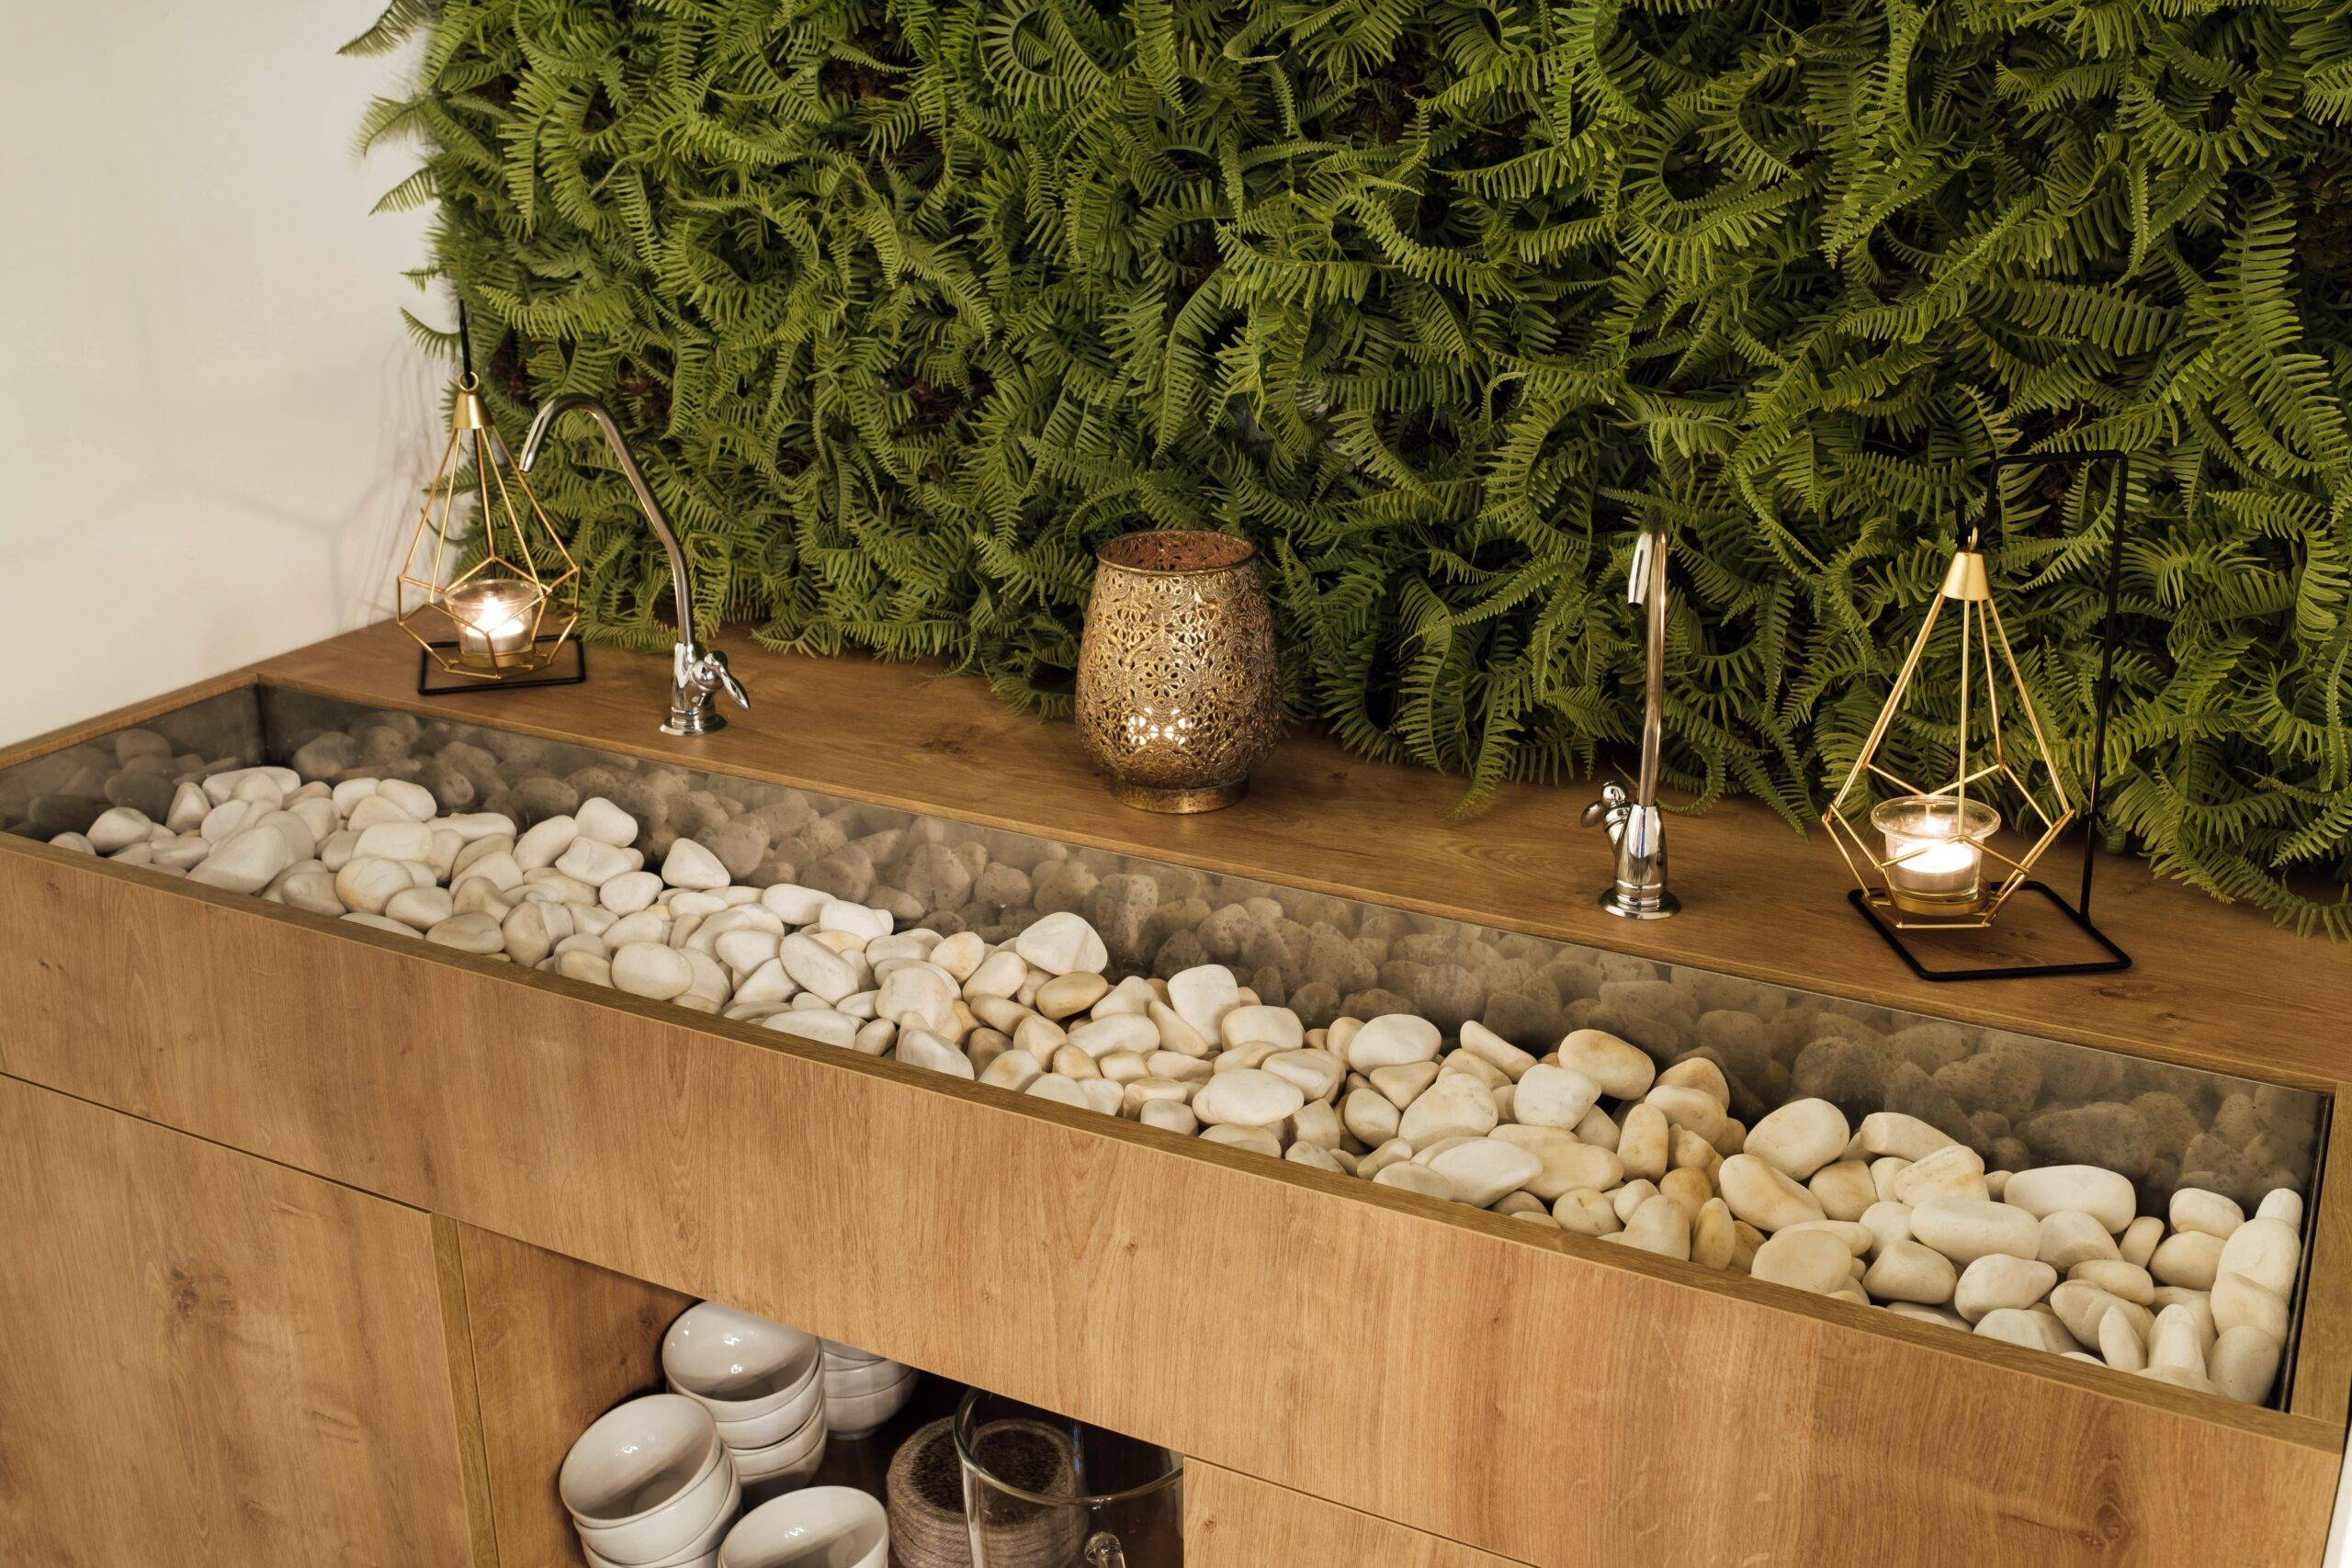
<box><xmin>1870</xmin><ymin>795</ymin><xmax>2000</xmax><ymax>917</ymax></box>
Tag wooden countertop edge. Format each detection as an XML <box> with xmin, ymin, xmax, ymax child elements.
<box><xmin>0</xmin><ymin>829</ymin><xmax>2338</xmax><ymax>1450</ymax></box>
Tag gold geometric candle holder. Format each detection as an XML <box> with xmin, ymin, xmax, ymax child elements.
<box><xmin>397</xmin><ymin>371</ymin><xmax>582</xmax><ymax>693</ymax></box>
<box><xmin>1825</xmin><ymin>451</ymin><xmax>2134</xmax><ymax>982</ymax></box>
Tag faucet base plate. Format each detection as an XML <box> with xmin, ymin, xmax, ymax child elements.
<box><xmin>662</xmin><ymin>711</ymin><xmax>728</xmax><ymax>737</ymax></box>
<box><xmin>1598</xmin><ymin>887</ymin><xmax>1680</xmax><ymax>920</ymax></box>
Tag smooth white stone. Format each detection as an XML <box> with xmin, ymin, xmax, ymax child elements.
<box><xmin>1012</xmin><ymin>911</ymin><xmax>1108</xmax><ymax>976</ymax></box>
<box><xmin>1193</xmin><ymin>1068</ymin><xmax>1306</xmax><ymax>1128</ymax></box>
<box><xmin>1368</xmin><ymin>1061</ymin><xmax>1440</xmax><ymax>1109</ymax></box>
<box><xmin>1398</xmin><ymin>1074</ymin><xmax>1498</xmax><ymax>1145</ymax></box>
<box><xmin>374</xmin><ymin>778</ymin><xmax>437</xmax><ymax>821</ymax></box>
<box><xmin>1372</xmin><ymin>1163</ymin><xmax>1455</xmax><ymax>1201</ymax></box>
<box><xmin>2038</xmin><ymin>1211</ymin><xmax>2122</xmax><ymax>1270</ymax></box>
<box><xmin>384</xmin><ymin>886</ymin><xmax>455</xmax><ymax>931</ymax></box>
<box><xmin>1555</xmin><ymin>1029</ymin><xmax>1655</xmax><ymax>1099</ymax></box>
<box><xmin>1719</xmin><ymin>1154</ymin><xmax>1826</xmax><ymax>1234</ymax></box>
<box><xmin>2003</xmin><ymin>1166</ymin><xmax>2137</xmax><ymax>1235</ymax></box>
<box><xmin>2119</xmin><ymin>1214</ymin><xmax>2164</xmax><ymax>1268</ymax></box>
<box><xmin>2147</xmin><ymin>1302</ymin><xmax>2213</xmax><ymax>1370</ymax></box>
<box><xmin>439</xmin><ymin>812</ymin><xmax>515</xmax><ymax>843</ymax></box>
<box><xmin>556</xmin><ymin>951</ymin><xmax>614</xmax><ymax>987</ymax></box>
<box><xmin>1890</xmin><ymin>1144</ymin><xmax>1989</xmax><ymax>1206</ymax></box>
<box><xmin>1865</xmin><ymin>1240</ymin><xmax>1958</xmax><ymax>1305</ymax></box>
<box><xmin>877</xmin><ymin>964</ymin><xmax>959</xmax><ymax>1033</ymax></box>
<box><xmin>1066</xmin><ymin>1014</ymin><xmax>1158</xmax><ymax>1058</ymax></box>
<box><xmin>2098</xmin><ymin>1309</ymin><xmax>2146</xmax><ymax>1371</ymax></box>
<box><xmin>928</xmin><ymin>931</ymin><xmax>988</xmax><ymax>982</ymax></box>
<box><xmin>166</xmin><ymin>782</ymin><xmax>211</xmax><ymax>832</ymax></box>
<box><xmin>187</xmin><ymin>826</ymin><xmax>294</xmax><ymax>894</ymax></box>
<box><xmin>1858</xmin><ymin>1201</ymin><xmax>1913</xmax><ymax>1257</ymax></box>
<box><xmin>1511</xmin><ymin>1064</ymin><xmax>1602</xmax><ymax>1130</ymax></box>
<box><xmin>503</xmin><ymin>902</ymin><xmax>569</xmax><ymax>966</ymax></box>
<box><xmin>1617</xmin><ymin>1102</ymin><xmax>1670</xmax><ymax>1183</ymax></box>
<box><xmin>1138</xmin><ymin>1100</ymin><xmax>1200</xmax><ymax>1135</ymax></box>
<box><xmin>2169</xmin><ymin>1188</ymin><xmax>2245</xmax><ymax>1240</ymax></box>
<box><xmin>978</xmin><ymin>1048</ymin><xmax>1044</xmax><ymax>1092</ymax></box>
<box><xmin>1910</xmin><ymin>1199</ymin><xmax>2042</xmax><ymax>1266</ymax></box>
<box><xmin>1458</xmin><ymin>1021</ymin><xmax>1535</xmax><ymax>1081</ymax></box>
<box><xmin>353</xmin><ymin>821</ymin><xmax>433</xmax><ymax>864</ymax></box>
<box><xmin>1856</xmin><ymin>1111</ymin><xmax>1955</xmax><ymax>1161</ymax></box>
<box><xmin>272</xmin><ymin>864</ymin><xmax>341</xmax><ymax>914</ymax></box>
<box><xmin>1620</xmin><ymin>1193</ymin><xmax>1692</xmax><ymax>1258</ymax></box>
<box><xmin>1341</xmin><ymin>1088</ymin><xmax>1401</xmax><ymax>1146</ymax></box>
<box><xmin>711</xmin><ymin>927</ymin><xmax>779</xmax><ymax>976</ymax></box>
<box><xmin>598</xmin><ymin>871</ymin><xmax>662</xmax><ymax>915</ymax></box>
<box><xmin>288</xmin><ymin>797</ymin><xmax>338</xmax><ymax>846</ymax></box>
<box><xmin>342</xmin><ymin>911</ymin><xmax>414</xmax><ymax>936</ymax></box>
<box><xmin>765</xmin><ymin>1009</ymin><xmax>860</xmax><ymax>1048</ymax></box>
<box><xmin>318</xmin><ymin>829</ymin><xmax>359</xmax><ymax>873</ymax></box>
<box><xmin>87</xmin><ymin>807</ymin><xmax>154</xmax><ymax>853</ymax></box>
<box><xmin>1954</xmin><ymin>1254</ymin><xmax>2058</xmax><ymax>1322</ymax></box>
<box><xmin>612</xmin><ymin>942</ymin><xmax>694</xmax><ymax>1000</ymax></box>
<box><xmin>1885</xmin><ymin>1303</ymin><xmax>1971</xmax><ymax>1333</ymax></box>
<box><xmin>897</xmin><ymin>1028</ymin><xmax>975</xmax><ymax>1078</ymax></box>
<box><xmin>2216</xmin><ymin>1216</ymin><xmax>2301</xmax><ymax>1295</ymax></box>
<box><xmin>426</xmin><ymin>913</ymin><xmax>504</xmax><ymax>954</ymax></box>
<box><xmin>779</xmin><ymin>934</ymin><xmax>861</xmax><ymax>1004</ymax></box>
<box><xmin>1200</xmin><ymin>1122</ymin><xmax>1280</xmax><ymax>1156</ymax></box>
<box><xmin>556</xmin><ymin>838</ymin><xmax>639</xmax><ymax>886</ymax></box>
<box><xmin>1976</xmin><ymin>1308</ymin><xmax>2074</xmax><ymax>1355</ymax></box>
<box><xmin>816</xmin><ymin>901</ymin><xmax>891</xmax><ymax>943</ymax></box>
<box><xmin>1286</xmin><ymin>1144</ymin><xmax>1344</xmax><ymax>1174</ymax></box>
<box><xmin>660</xmin><ymin>838</ymin><xmax>729</xmax><ymax>890</ymax></box>
<box><xmin>198</xmin><ymin>799</ymin><xmax>260</xmax><ymax>844</ymax></box>
<box><xmin>1752</xmin><ymin>1228</ymin><xmax>1851</xmax><ymax>1294</ymax></box>
<box><xmin>1741</xmin><ymin>1099</ymin><xmax>1849</xmax><ymax>1181</ymax></box>
<box><xmin>2211</xmin><ymin>1272</ymin><xmax>2289</xmax><ymax>1341</ymax></box>
<box><xmin>1263</xmin><ymin>1048</ymin><xmax>1342</xmax><ymax>1103</ymax></box>
<box><xmin>2211</xmin><ymin>1325</ymin><xmax>2283</xmax><ymax>1404</ymax></box>
<box><xmin>1347</xmin><ymin>1014</ymin><xmax>1442</xmax><ymax>1072</ymax></box>
<box><xmin>1165</xmin><ymin>964</ymin><xmax>1240</xmax><ymax>1043</ymax></box>
<box><xmin>2258</xmin><ymin>1190</ymin><xmax>2305</xmax><ymax>1230</ymax></box>
<box><xmin>1221</xmin><ymin>1003</ymin><xmax>1304</xmax><ymax>1051</ymax></box>
<box><xmin>1552</xmin><ymin>1190</ymin><xmax>1621</xmax><ymax>1236</ymax></box>
<box><xmin>574</xmin><ymin>797</ymin><xmax>638</xmax><ymax>846</ymax></box>
<box><xmin>513</xmin><ymin>815</ymin><xmax>578</xmax><ymax>871</ymax></box>
<box><xmin>202</xmin><ymin>765</ymin><xmax>300</xmax><ymax>807</ymax></box>
<box><xmin>344</xmin><ymin>795</ymin><xmax>410</xmax><ymax>833</ymax></box>
<box><xmin>2150</xmin><ymin>1231</ymin><xmax>2225</xmax><ymax>1291</ymax></box>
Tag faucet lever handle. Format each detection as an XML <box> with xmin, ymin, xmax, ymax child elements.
<box><xmin>698</xmin><ymin>648</ymin><xmax>750</xmax><ymax>712</ymax></box>
<box><xmin>1581</xmin><ymin>781</ymin><xmax>1630</xmax><ymax>831</ymax></box>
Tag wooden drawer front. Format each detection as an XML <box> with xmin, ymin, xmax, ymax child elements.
<box><xmin>0</xmin><ymin>847</ymin><xmax>2340</xmax><ymax>1564</ymax></box>
<box><xmin>0</xmin><ymin>1076</ymin><xmax>481</xmax><ymax>1566</ymax></box>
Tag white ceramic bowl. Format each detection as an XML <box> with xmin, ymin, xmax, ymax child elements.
<box><xmin>669</xmin><ymin>1364</ymin><xmax>822</xmax><ymax>1450</ymax></box>
<box><xmin>664</xmin><ymin>1303</ymin><xmax>824</xmax><ymax>1424</ymax></box>
<box><xmin>718</xmin><ymin>1486</ymin><xmax>888</xmax><ymax>1568</ymax></box>
<box><xmin>581</xmin><ymin>1469</ymin><xmax>741</xmax><ymax>1568</ymax></box>
<box><xmin>561</xmin><ymin>1394</ymin><xmax>730</xmax><ymax>1565</ymax></box>
<box><xmin>819</xmin><ymin>1359</ymin><xmax>908</xmax><ymax>1398</ymax></box>
<box><xmin>729</xmin><ymin>1405</ymin><xmax>828</xmax><ymax>1484</ymax></box>
<box><xmin>823</xmin><ymin>1369</ymin><xmax>917</xmax><ymax>1437</ymax></box>
<box><xmin>819</xmin><ymin>1338</ymin><xmax>883</xmax><ymax>1366</ymax></box>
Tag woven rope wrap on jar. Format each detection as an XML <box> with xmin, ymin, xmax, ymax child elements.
<box><xmin>886</xmin><ymin>1417</ymin><xmax>977</xmax><ymax>1568</ymax></box>
<box><xmin>1074</xmin><ymin>530</ymin><xmax>1281</xmax><ymax>814</ymax></box>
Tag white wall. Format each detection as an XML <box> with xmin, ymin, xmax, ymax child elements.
<box><xmin>0</xmin><ymin>0</ymin><xmax>436</xmax><ymax>742</ymax></box>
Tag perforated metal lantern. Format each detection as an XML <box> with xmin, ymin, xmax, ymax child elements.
<box><xmin>1823</xmin><ymin>534</ymin><xmax>2076</xmax><ymax>927</ymax></box>
<box><xmin>397</xmin><ymin>375</ymin><xmax>580</xmax><ymax>682</ymax></box>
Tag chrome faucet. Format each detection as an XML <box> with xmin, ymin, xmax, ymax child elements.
<box><xmin>518</xmin><ymin>394</ymin><xmax>750</xmax><ymax>737</ymax></box>
<box><xmin>1582</xmin><ymin>527</ymin><xmax>1678</xmax><ymax>918</ymax></box>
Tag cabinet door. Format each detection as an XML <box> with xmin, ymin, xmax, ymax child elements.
<box><xmin>1185</xmin><ymin>1461</ymin><xmax>1532</xmax><ymax>1566</ymax></box>
<box><xmin>0</xmin><ymin>1077</ymin><xmax>484</xmax><ymax>1565</ymax></box>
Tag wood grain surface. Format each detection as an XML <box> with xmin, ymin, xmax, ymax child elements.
<box><xmin>0</xmin><ymin>844</ymin><xmax>2335</xmax><ymax>1565</ymax></box>
<box><xmin>1185</xmin><ymin>1462</ymin><xmax>1532</xmax><ymax>1566</ymax></box>
<box><xmin>456</xmin><ymin>1224</ymin><xmax>694</xmax><ymax>1568</ymax></box>
<box><xmin>0</xmin><ymin>1076</ymin><xmax>478</xmax><ymax>1566</ymax></box>
<box><xmin>230</xmin><ymin>622</ymin><xmax>2351</xmax><ymax>1094</ymax></box>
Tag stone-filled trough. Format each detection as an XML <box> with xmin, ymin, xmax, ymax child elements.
<box><xmin>3</xmin><ymin>683</ymin><xmax>2328</xmax><ymax>1411</ymax></box>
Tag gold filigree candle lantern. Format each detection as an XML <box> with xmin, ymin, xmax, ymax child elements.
<box><xmin>1824</xmin><ymin>533</ymin><xmax>2074</xmax><ymax>928</ymax></box>
<box><xmin>397</xmin><ymin>373</ymin><xmax>581</xmax><ymax>689</ymax></box>
<box><xmin>1075</xmin><ymin>530</ymin><xmax>1281</xmax><ymax>813</ymax></box>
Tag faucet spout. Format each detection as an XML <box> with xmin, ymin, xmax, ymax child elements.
<box><xmin>519</xmin><ymin>394</ymin><xmax>749</xmax><ymax>737</ymax></box>
<box><xmin>1588</xmin><ymin>527</ymin><xmax>1679</xmax><ymax>919</ymax></box>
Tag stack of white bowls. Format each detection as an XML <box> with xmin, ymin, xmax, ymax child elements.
<box><xmin>665</xmin><ymin>1303</ymin><xmax>830</xmax><ymax>1493</ymax></box>
<box><xmin>560</xmin><ymin>1393</ymin><xmax>741</xmax><ymax>1568</ymax></box>
<box><xmin>820</xmin><ymin>1339</ymin><xmax>919</xmax><ymax>1438</ymax></box>
<box><xmin>718</xmin><ymin>1486</ymin><xmax>890</xmax><ymax>1568</ymax></box>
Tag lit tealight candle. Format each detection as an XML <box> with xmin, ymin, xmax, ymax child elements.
<box><xmin>446</xmin><ymin>577</ymin><xmax>538</xmax><ymax>666</ymax></box>
<box><xmin>1870</xmin><ymin>795</ymin><xmax>1999</xmax><ymax>915</ymax></box>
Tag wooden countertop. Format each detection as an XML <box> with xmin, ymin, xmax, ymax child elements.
<box><xmin>240</xmin><ymin>622</ymin><xmax>2346</xmax><ymax>1094</ymax></box>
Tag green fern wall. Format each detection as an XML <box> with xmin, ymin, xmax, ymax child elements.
<box><xmin>354</xmin><ymin>0</ymin><xmax>2352</xmax><ymax>933</ymax></box>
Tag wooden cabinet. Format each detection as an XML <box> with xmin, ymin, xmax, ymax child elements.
<box><xmin>0</xmin><ymin>1077</ymin><xmax>486</xmax><ymax>1566</ymax></box>
<box><xmin>2</xmin><ymin>631</ymin><xmax>2348</xmax><ymax>1565</ymax></box>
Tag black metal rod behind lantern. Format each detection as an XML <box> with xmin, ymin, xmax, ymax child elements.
<box><xmin>1841</xmin><ymin>449</ymin><xmax>2135</xmax><ymax>983</ymax></box>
